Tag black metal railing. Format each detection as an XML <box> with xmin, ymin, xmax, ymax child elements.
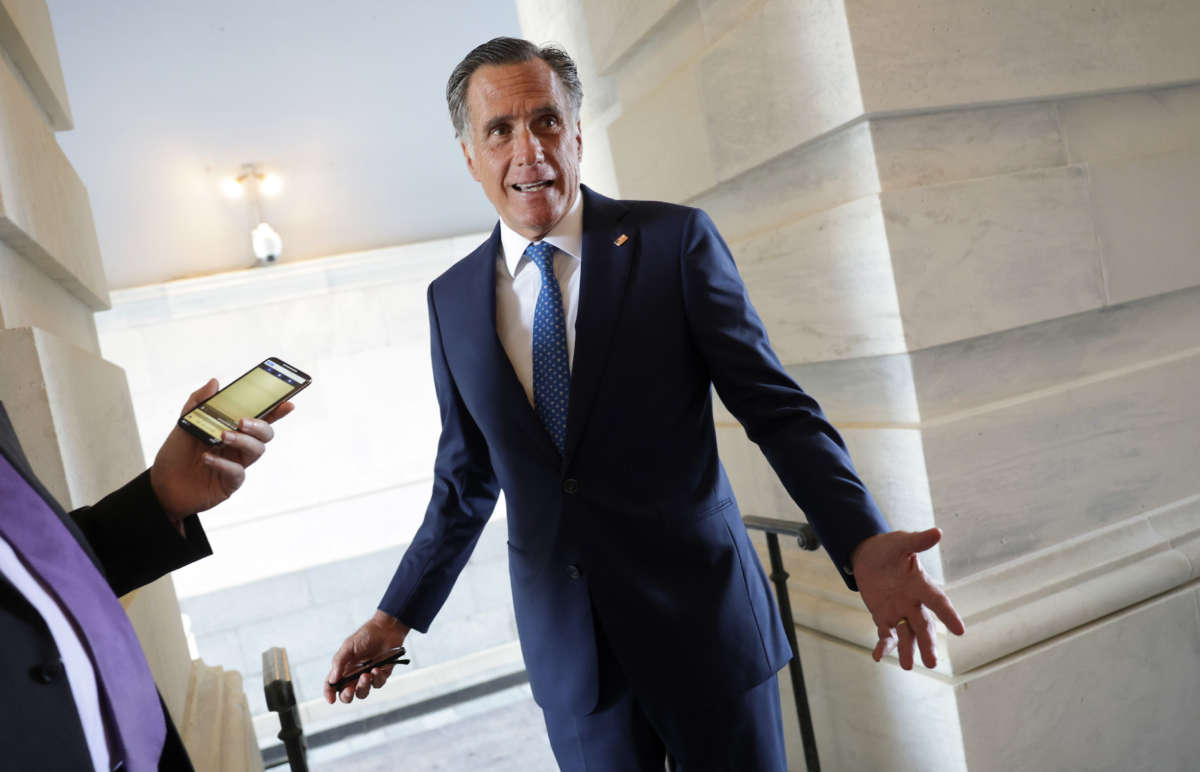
<box><xmin>262</xmin><ymin>647</ymin><xmax>308</xmax><ymax>772</ymax></box>
<box><xmin>742</xmin><ymin>515</ymin><xmax>822</xmax><ymax>772</ymax></box>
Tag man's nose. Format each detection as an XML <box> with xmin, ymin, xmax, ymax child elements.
<box><xmin>514</xmin><ymin>128</ymin><xmax>544</xmax><ymax>165</ymax></box>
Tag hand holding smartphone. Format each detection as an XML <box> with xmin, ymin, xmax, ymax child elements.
<box><xmin>179</xmin><ymin>357</ymin><xmax>311</xmax><ymax>445</ymax></box>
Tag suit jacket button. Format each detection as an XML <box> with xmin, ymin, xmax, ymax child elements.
<box><xmin>562</xmin><ymin>478</ymin><xmax>579</xmax><ymax>494</ymax></box>
<box><xmin>566</xmin><ymin>564</ymin><xmax>581</xmax><ymax>580</ymax></box>
<box><xmin>32</xmin><ymin>659</ymin><xmax>62</xmax><ymax>684</ymax></box>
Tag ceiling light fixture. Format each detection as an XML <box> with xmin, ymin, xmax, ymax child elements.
<box><xmin>221</xmin><ymin>163</ymin><xmax>284</xmax><ymax>265</ymax></box>
<box><xmin>220</xmin><ymin>165</ymin><xmax>284</xmax><ymax>198</ymax></box>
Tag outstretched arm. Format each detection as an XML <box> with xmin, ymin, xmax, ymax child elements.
<box><xmin>679</xmin><ymin>208</ymin><xmax>965</xmax><ymax>665</ymax></box>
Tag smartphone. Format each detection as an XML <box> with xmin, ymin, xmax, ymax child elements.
<box><xmin>178</xmin><ymin>357</ymin><xmax>311</xmax><ymax>445</ymax></box>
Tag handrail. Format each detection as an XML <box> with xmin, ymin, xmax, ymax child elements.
<box><xmin>742</xmin><ymin>515</ymin><xmax>820</xmax><ymax>551</ymax></box>
<box><xmin>743</xmin><ymin>515</ymin><xmax>822</xmax><ymax>772</ymax></box>
<box><xmin>262</xmin><ymin>646</ymin><xmax>309</xmax><ymax>772</ymax></box>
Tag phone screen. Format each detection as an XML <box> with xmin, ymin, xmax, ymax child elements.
<box><xmin>180</xmin><ymin>358</ymin><xmax>309</xmax><ymax>443</ymax></box>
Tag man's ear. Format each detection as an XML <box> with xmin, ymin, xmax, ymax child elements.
<box><xmin>460</xmin><ymin>140</ymin><xmax>481</xmax><ymax>182</ymax></box>
<box><xmin>575</xmin><ymin>119</ymin><xmax>583</xmax><ymax>161</ymax></box>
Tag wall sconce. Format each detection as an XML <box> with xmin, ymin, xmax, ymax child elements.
<box><xmin>220</xmin><ymin>163</ymin><xmax>284</xmax><ymax>266</ymax></box>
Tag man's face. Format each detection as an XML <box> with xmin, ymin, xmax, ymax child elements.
<box><xmin>460</xmin><ymin>59</ymin><xmax>582</xmax><ymax>241</ymax></box>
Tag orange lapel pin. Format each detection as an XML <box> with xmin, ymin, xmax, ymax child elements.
<box><xmin>614</xmin><ymin>234</ymin><xmax>629</xmax><ymax>247</ymax></box>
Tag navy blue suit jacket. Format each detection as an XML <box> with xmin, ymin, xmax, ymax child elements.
<box><xmin>380</xmin><ymin>187</ymin><xmax>888</xmax><ymax>715</ymax></box>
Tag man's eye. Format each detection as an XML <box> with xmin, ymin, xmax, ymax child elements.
<box><xmin>489</xmin><ymin>125</ymin><xmax>509</xmax><ymax>137</ymax></box>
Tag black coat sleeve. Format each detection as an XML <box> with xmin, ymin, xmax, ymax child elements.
<box><xmin>69</xmin><ymin>471</ymin><xmax>212</xmax><ymax>598</ymax></box>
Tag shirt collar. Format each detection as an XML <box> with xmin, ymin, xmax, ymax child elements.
<box><xmin>499</xmin><ymin>187</ymin><xmax>584</xmax><ymax>276</ymax></box>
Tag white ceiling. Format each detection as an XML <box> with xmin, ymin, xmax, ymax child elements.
<box><xmin>46</xmin><ymin>0</ymin><xmax>520</xmax><ymax>290</ymax></box>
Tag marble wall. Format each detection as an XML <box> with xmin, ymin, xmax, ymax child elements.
<box><xmin>517</xmin><ymin>1</ymin><xmax>1200</xmax><ymax>769</ymax></box>
<box><xmin>0</xmin><ymin>2</ymin><xmax>259</xmax><ymax>767</ymax></box>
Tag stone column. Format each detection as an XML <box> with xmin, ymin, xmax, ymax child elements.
<box><xmin>518</xmin><ymin>1</ymin><xmax>1200</xmax><ymax>769</ymax></box>
<box><xmin>0</xmin><ymin>2</ymin><xmax>261</xmax><ymax>769</ymax></box>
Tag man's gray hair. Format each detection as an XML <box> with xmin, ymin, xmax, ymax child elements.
<box><xmin>446</xmin><ymin>37</ymin><xmax>583</xmax><ymax>142</ymax></box>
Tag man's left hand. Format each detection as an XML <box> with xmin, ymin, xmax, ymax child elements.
<box><xmin>851</xmin><ymin>528</ymin><xmax>966</xmax><ymax>670</ymax></box>
<box><xmin>150</xmin><ymin>379</ymin><xmax>295</xmax><ymax>529</ymax></box>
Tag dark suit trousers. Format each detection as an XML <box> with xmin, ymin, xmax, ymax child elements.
<box><xmin>541</xmin><ymin>617</ymin><xmax>787</xmax><ymax>771</ymax></box>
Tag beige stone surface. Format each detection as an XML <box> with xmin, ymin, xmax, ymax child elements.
<box><xmin>847</xmin><ymin>0</ymin><xmax>1200</xmax><ymax>114</ymax></box>
<box><xmin>1089</xmin><ymin>149</ymin><xmax>1200</xmax><ymax>304</ymax></box>
<box><xmin>181</xmin><ymin>661</ymin><xmax>226</xmax><ymax>772</ymax></box>
<box><xmin>774</xmin><ymin>568</ymin><xmax>1200</xmax><ymax>770</ymax></box>
<box><xmin>781</xmin><ymin>351</ymin><xmax>920</xmax><ymax>426</ymax></box>
<box><xmin>0</xmin><ymin>0</ymin><xmax>72</xmax><ymax>128</ymax></box>
<box><xmin>957</xmin><ymin>586</ymin><xmax>1200</xmax><ymax>772</ymax></box>
<box><xmin>606</xmin><ymin>64</ymin><xmax>717</xmax><ymax>202</ymax></box>
<box><xmin>696</xmin><ymin>0</ymin><xmax>762</xmax><ymax>45</ymax></box>
<box><xmin>690</xmin><ymin>121</ymin><xmax>879</xmax><ymax>243</ymax></box>
<box><xmin>605</xmin><ymin>0</ymin><xmax>703</xmax><ymax>109</ymax></box>
<box><xmin>0</xmin><ymin>50</ymin><xmax>108</xmax><ymax>309</ymax></box>
<box><xmin>0</xmin><ymin>326</ymin><xmax>67</xmax><ymax>502</ymax></box>
<box><xmin>28</xmin><ymin>326</ymin><xmax>142</xmax><ymax>506</ymax></box>
<box><xmin>944</xmin><ymin>496</ymin><xmax>1197</xmax><ymax>672</ymax></box>
<box><xmin>1058</xmin><ymin>82</ymin><xmax>1200</xmax><ymax>165</ymax></box>
<box><xmin>730</xmin><ymin>195</ymin><xmax>906</xmax><ymax>364</ymax></box>
<box><xmin>699</xmin><ymin>0</ymin><xmax>862</xmax><ymax>181</ymax></box>
<box><xmin>926</xmin><ymin>353</ymin><xmax>1200</xmax><ymax>580</ymax></box>
<box><xmin>220</xmin><ymin>669</ymin><xmax>250</xmax><ymax>772</ymax></box>
<box><xmin>793</xmin><ymin>628</ymin><xmax>967</xmax><ymax>771</ymax></box>
<box><xmin>909</xmin><ymin>286</ymin><xmax>1200</xmax><ymax>422</ymax></box>
<box><xmin>0</xmin><ymin>239</ymin><xmax>98</xmax><ymax>352</ymax></box>
<box><xmin>871</xmin><ymin>102</ymin><xmax>1067</xmax><ymax>192</ymax></box>
<box><xmin>581</xmin><ymin>0</ymin><xmax>679</xmax><ymax>72</ymax></box>
<box><xmin>884</xmin><ymin>165</ymin><xmax>1105</xmax><ymax>350</ymax></box>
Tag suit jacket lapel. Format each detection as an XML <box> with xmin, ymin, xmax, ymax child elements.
<box><xmin>458</xmin><ymin>228</ymin><xmax>562</xmax><ymax>466</ymax></box>
<box><xmin>564</xmin><ymin>187</ymin><xmax>635</xmax><ymax>462</ymax></box>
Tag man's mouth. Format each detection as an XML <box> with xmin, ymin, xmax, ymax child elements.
<box><xmin>512</xmin><ymin>180</ymin><xmax>553</xmax><ymax>193</ymax></box>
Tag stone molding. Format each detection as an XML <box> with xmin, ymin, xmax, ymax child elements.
<box><xmin>0</xmin><ymin>0</ymin><xmax>72</xmax><ymax>129</ymax></box>
<box><xmin>596</xmin><ymin>0</ymin><xmax>1200</xmax><ymax>198</ymax></box>
<box><xmin>762</xmin><ymin>493</ymin><xmax>1199</xmax><ymax>678</ymax></box>
<box><xmin>97</xmin><ymin>232</ymin><xmax>488</xmax><ymax>333</ymax></box>
<box><xmin>181</xmin><ymin>660</ymin><xmax>264</xmax><ymax>772</ymax></box>
<box><xmin>0</xmin><ymin>41</ymin><xmax>108</xmax><ymax>309</ymax></box>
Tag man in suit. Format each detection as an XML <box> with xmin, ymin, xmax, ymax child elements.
<box><xmin>0</xmin><ymin>381</ymin><xmax>293</xmax><ymax>771</ymax></box>
<box><xmin>325</xmin><ymin>37</ymin><xmax>964</xmax><ymax>769</ymax></box>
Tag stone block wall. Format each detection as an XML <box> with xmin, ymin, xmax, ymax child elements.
<box><xmin>517</xmin><ymin>1</ymin><xmax>1200</xmax><ymax>769</ymax></box>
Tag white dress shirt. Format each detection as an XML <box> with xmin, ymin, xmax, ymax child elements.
<box><xmin>0</xmin><ymin>533</ymin><xmax>110</xmax><ymax>772</ymax></box>
<box><xmin>495</xmin><ymin>190</ymin><xmax>584</xmax><ymax>407</ymax></box>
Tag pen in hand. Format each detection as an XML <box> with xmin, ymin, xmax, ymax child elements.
<box><xmin>328</xmin><ymin>646</ymin><xmax>410</xmax><ymax>691</ymax></box>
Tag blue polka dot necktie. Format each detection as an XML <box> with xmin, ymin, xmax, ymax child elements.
<box><xmin>526</xmin><ymin>241</ymin><xmax>570</xmax><ymax>454</ymax></box>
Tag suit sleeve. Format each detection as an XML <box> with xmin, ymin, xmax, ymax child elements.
<box><xmin>378</xmin><ymin>284</ymin><xmax>501</xmax><ymax>631</ymax></box>
<box><xmin>70</xmin><ymin>471</ymin><xmax>212</xmax><ymax>597</ymax></box>
<box><xmin>679</xmin><ymin>208</ymin><xmax>889</xmax><ymax>589</ymax></box>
